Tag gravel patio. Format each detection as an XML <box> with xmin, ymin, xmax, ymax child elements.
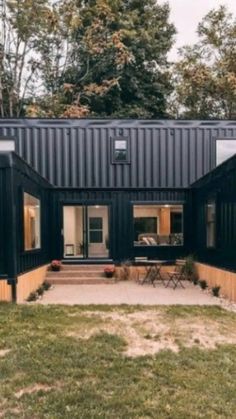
<box><xmin>38</xmin><ymin>280</ymin><xmax>220</xmax><ymax>306</ymax></box>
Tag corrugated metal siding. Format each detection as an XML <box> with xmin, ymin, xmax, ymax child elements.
<box><xmin>8</xmin><ymin>154</ymin><xmax>53</xmax><ymax>275</ymax></box>
<box><xmin>193</xmin><ymin>155</ymin><xmax>236</xmax><ymax>271</ymax></box>
<box><xmin>1</xmin><ymin>119</ymin><xmax>236</xmax><ymax>188</ymax></box>
<box><xmin>0</xmin><ymin>168</ymin><xmax>7</xmax><ymax>274</ymax></box>
<box><xmin>51</xmin><ymin>188</ymin><xmax>191</xmax><ymax>262</ymax></box>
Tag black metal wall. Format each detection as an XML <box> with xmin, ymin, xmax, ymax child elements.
<box><xmin>1</xmin><ymin>119</ymin><xmax>236</xmax><ymax>188</ymax></box>
<box><xmin>192</xmin><ymin>155</ymin><xmax>236</xmax><ymax>270</ymax></box>
<box><xmin>12</xmin><ymin>155</ymin><xmax>53</xmax><ymax>274</ymax></box>
<box><xmin>51</xmin><ymin>188</ymin><xmax>192</xmax><ymax>262</ymax></box>
<box><xmin>0</xmin><ymin>153</ymin><xmax>52</xmax><ymax>277</ymax></box>
<box><xmin>0</xmin><ymin>167</ymin><xmax>7</xmax><ymax>275</ymax></box>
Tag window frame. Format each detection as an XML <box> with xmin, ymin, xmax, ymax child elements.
<box><xmin>23</xmin><ymin>191</ymin><xmax>42</xmax><ymax>252</ymax></box>
<box><xmin>111</xmin><ymin>136</ymin><xmax>130</xmax><ymax>164</ymax></box>
<box><xmin>89</xmin><ymin>216</ymin><xmax>103</xmax><ymax>244</ymax></box>
<box><xmin>206</xmin><ymin>198</ymin><xmax>216</xmax><ymax>249</ymax></box>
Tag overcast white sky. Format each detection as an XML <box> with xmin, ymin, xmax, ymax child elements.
<box><xmin>160</xmin><ymin>0</ymin><xmax>236</xmax><ymax>60</ymax></box>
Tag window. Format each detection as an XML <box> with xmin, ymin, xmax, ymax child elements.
<box><xmin>89</xmin><ymin>217</ymin><xmax>103</xmax><ymax>243</ymax></box>
<box><xmin>134</xmin><ymin>217</ymin><xmax>158</xmax><ymax>241</ymax></box>
<box><xmin>133</xmin><ymin>205</ymin><xmax>183</xmax><ymax>246</ymax></box>
<box><xmin>170</xmin><ymin>212</ymin><xmax>182</xmax><ymax>234</ymax></box>
<box><xmin>112</xmin><ymin>137</ymin><xmax>129</xmax><ymax>163</ymax></box>
<box><xmin>0</xmin><ymin>138</ymin><xmax>15</xmax><ymax>151</ymax></box>
<box><xmin>206</xmin><ymin>200</ymin><xmax>216</xmax><ymax>248</ymax></box>
<box><xmin>24</xmin><ymin>192</ymin><xmax>41</xmax><ymax>250</ymax></box>
<box><xmin>217</xmin><ymin>139</ymin><xmax>236</xmax><ymax>165</ymax></box>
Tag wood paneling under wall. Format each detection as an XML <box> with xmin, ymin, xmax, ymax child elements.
<box><xmin>196</xmin><ymin>262</ymin><xmax>236</xmax><ymax>302</ymax></box>
<box><xmin>17</xmin><ymin>264</ymin><xmax>48</xmax><ymax>303</ymax></box>
<box><xmin>0</xmin><ymin>280</ymin><xmax>11</xmax><ymax>302</ymax></box>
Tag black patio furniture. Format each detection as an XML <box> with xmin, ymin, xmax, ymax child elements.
<box><xmin>165</xmin><ymin>259</ymin><xmax>186</xmax><ymax>289</ymax></box>
<box><xmin>139</xmin><ymin>260</ymin><xmax>167</xmax><ymax>287</ymax></box>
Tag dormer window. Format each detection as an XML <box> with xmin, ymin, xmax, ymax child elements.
<box><xmin>112</xmin><ymin>137</ymin><xmax>130</xmax><ymax>163</ymax></box>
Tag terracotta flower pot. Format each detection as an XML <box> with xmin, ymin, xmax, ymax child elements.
<box><xmin>51</xmin><ymin>266</ymin><xmax>61</xmax><ymax>272</ymax></box>
<box><xmin>105</xmin><ymin>271</ymin><xmax>114</xmax><ymax>278</ymax></box>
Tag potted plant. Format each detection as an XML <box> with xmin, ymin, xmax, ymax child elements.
<box><xmin>51</xmin><ymin>260</ymin><xmax>62</xmax><ymax>272</ymax></box>
<box><xmin>104</xmin><ymin>266</ymin><xmax>115</xmax><ymax>278</ymax></box>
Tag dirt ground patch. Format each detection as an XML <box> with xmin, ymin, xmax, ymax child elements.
<box><xmin>14</xmin><ymin>383</ymin><xmax>61</xmax><ymax>399</ymax></box>
<box><xmin>0</xmin><ymin>349</ymin><xmax>11</xmax><ymax>358</ymax></box>
<box><xmin>66</xmin><ymin>309</ymin><xmax>236</xmax><ymax>357</ymax></box>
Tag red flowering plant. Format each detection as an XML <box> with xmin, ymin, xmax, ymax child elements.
<box><xmin>50</xmin><ymin>260</ymin><xmax>62</xmax><ymax>271</ymax></box>
<box><xmin>104</xmin><ymin>266</ymin><xmax>115</xmax><ymax>278</ymax></box>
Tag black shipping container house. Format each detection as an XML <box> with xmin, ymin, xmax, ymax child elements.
<box><xmin>0</xmin><ymin>118</ymin><xmax>236</xmax><ymax>301</ymax></box>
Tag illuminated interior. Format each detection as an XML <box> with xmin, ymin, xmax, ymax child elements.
<box><xmin>24</xmin><ymin>192</ymin><xmax>41</xmax><ymax>250</ymax></box>
<box><xmin>133</xmin><ymin>204</ymin><xmax>183</xmax><ymax>246</ymax></box>
<box><xmin>63</xmin><ymin>205</ymin><xmax>109</xmax><ymax>258</ymax></box>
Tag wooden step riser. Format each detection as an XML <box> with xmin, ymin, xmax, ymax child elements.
<box><xmin>47</xmin><ymin>278</ymin><xmax>116</xmax><ymax>285</ymax></box>
<box><xmin>47</xmin><ymin>271</ymin><xmax>106</xmax><ymax>278</ymax></box>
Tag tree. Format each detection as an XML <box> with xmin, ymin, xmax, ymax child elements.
<box><xmin>172</xmin><ymin>6</ymin><xmax>236</xmax><ymax>119</ymax></box>
<box><xmin>0</xmin><ymin>0</ymin><xmax>59</xmax><ymax>117</ymax></box>
<box><xmin>0</xmin><ymin>0</ymin><xmax>176</xmax><ymax>118</ymax></box>
<box><xmin>58</xmin><ymin>0</ymin><xmax>176</xmax><ymax>118</ymax></box>
<box><xmin>26</xmin><ymin>0</ymin><xmax>135</xmax><ymax>117</ymax></box>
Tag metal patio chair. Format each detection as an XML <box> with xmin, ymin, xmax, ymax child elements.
<box><xmin>165</xmin><ymin>259</ymin><xmax>186</xmax><ymax>289</ymax></box>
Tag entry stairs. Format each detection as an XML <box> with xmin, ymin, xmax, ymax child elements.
<box><xmin>46</xmin><ymin>264</ymin><xmax>116</xmax><ymax>285</ymax></box>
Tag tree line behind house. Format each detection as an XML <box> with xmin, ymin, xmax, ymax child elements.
<box><xmin>0</xmin><ymin>0</ymin><xmax>235</xmax><ymax>119</ymax></box>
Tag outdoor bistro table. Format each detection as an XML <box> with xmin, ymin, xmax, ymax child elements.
<box><xmin>138</xmin><ymin>260</ymin><xmax>167</xmax><ymax>287</ymax></box>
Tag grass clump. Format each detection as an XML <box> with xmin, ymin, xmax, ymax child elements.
<box><xmin>26</xmin><ymin>291</ymin><xmax>38</xmax><ymax>302</ymax></box>
<box><xmin>199</xmin><ymin>279</ymin><xmax>208</xmax><ymax>290</ymax></box>
<box><xmin>42</xmin><ymin>281</ymin><xmax>51</xmax><ymax>291</ymax></box>
<box><xmin>212</xmin><ymin>286</ymin><xmax>221</xmax><ymax>297</ymax></box>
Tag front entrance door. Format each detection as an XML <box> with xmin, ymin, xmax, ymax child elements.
<box><xmin>63</xmin><ymin>205</ymin><xmax>110</xmax><ymax>259</ymax></box>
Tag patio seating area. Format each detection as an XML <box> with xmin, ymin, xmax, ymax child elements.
<box><xmin>137</xmin><ymin>259</ymin><xmax>186</xmax><ymax>289</ymax></box>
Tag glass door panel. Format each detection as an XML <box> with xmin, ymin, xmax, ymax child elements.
<box><xmin>63</xmin><ymin>206</ymin><xmax>85</xmax><ymax>258</ymax></box>
<box><xmin>87</xmin><ymin>206</ymin><xmax>109</xmax><ymax>258</ymax></box>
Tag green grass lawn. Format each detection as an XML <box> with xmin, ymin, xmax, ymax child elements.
<box><xmin>0</xmin><ymin>304</ymin><xmax>236</xmax><ymax>418</ymax></box>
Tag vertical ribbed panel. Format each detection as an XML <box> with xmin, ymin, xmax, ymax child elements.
<box><xmin>0</xmin><ymin>119</ymin><xmax>236</xmax><ymax>188</ymax></box>
<box><xmin>0</xmin><ymin>168</ymin><xmax>6</xmax><ymax>273</ymax></box>
<box><xmin>193</xmin><ymin>155</ymin><xmax>236</xmax><ymax>271</ymax></box>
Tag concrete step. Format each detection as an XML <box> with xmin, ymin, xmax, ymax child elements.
<box><xmin>46</xmin><ymin>277</ymin><xmax>116</xmax><ymax>285</ymax></box>
<box><xmin>60</xmin><ymin>265</ymin><xmax>109</xmax><ymax>271</ymax></box>
<box><xmin>47</xmin><ymin>271</ymin><xmax>106</xmax><ymax>278</ymax></box>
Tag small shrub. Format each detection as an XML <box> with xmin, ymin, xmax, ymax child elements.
<box><xmin>199</xmin><ymin>280</ymin><xmax>208</xmax><ymax>290</ymax></box>
<box><xmin>37</xmin><ymin>286</ymin><xmax>44</xmax><ymax>296</ymax></box>
<box><xmin>27</xmin><ymin>292</ymin><xmax>38</xmax><ymax>302</ymax></box>
<box><xmin>183</xmin><ymin>255</ymin><xmax>198</xmax><ymax>282</ymax></box>
<box><xmin>42</xmin><ymin>281</ymin><xmax>51</xmax><ymax>291</ymax></box>
<box><xmin>120</xmin><ymin>260</ymin><xmax>132</xmax><ymax>280</ymax></box>
<box><xmin>212</xmin><ymin>286</ymin><xmax>221</xmax><ymax>297</ymax></box>
<box><xmin>193</xmin><ymin>277</ymin><xmax>199</xmax><ymax>286</ymax></box>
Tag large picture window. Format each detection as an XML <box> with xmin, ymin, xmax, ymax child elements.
<box><xmin>206</xmin><ymin>200</ymin><xmax>216</xmax><ymax>248</ymax></box>
<box><xmin>133</xmin><ymin>204</ymin><xmax>183</xmax><ymax>246</ymax></box>
<box><xmin>24</xmin><ymin>192</ymin><xmax>41</xmax><ymax>250</ymax></box>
